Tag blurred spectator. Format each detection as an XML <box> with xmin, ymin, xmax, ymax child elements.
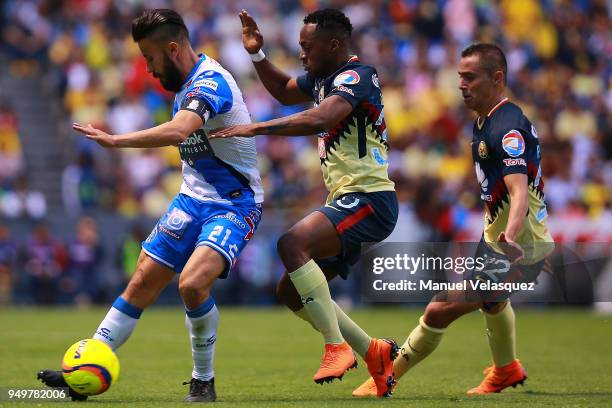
<box><xmin>0</xmin><ymin>176</ymin><xmax>47</xmax><ymax>219</ymax></box>
<box><xmin>0</xmin><ymin>101</ymin><xmax>24</xmax><ymax>187</ymax></box>
<box><xmin>0</xmin><ymin>0</ymin><xmax>605</xmax><ymax>225</ymax></box>
<box><xmin>0</xmin><ymin>224</ymin><xmax>16</xmax><ymax>304</ymax></box>
<box><xmin>117</xmin><ymin>223</ymin><xmax>146</xmax><ymax>284</ymax></box>
<box><xmin>0</xmin><ymin>0</ymin><xmax>609</xmax><ymax>307</ymax></box>
<box><xmin>20</xmin><ymin>222</ymin><xmax>68</xmax><ymax>304</ymax></box>
<box><xmin>66</xmin><ymin>216</ymin><xmax>103</xmax><ymax>305</ymax></box>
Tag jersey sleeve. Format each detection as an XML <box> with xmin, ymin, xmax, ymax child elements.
<box><xmin>491</xmin><ymin>128</ymin><xmax>529</xmax><ymax>176</ymax></box>
<box><xmin>181</xmin><ymin>70</ymin><xmax>233</xmax><ymax>120</ymax></box>
<box><xmin>296</xmin><ymin>73</ymin><xmax>315</xmax><ymax>100</ymax></box>
<box><xmin>327</xmin><ymin>65</ymin><xmax>374</xmax><ymax>108</ymax></box>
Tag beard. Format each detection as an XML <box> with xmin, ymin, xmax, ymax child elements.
<box><xmin>157</xmin><ymin>54</ymin><xmax>184</xmax><ymax>92</ymax></box>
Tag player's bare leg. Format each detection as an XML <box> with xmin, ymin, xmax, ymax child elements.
<box><xmin>38</xmin><ymin>251</ymin><xmax>176</xmax><ymax>400</ymax></box>
<box><xmin>179</xmin><ymin>245</ymin><xmax>227</xmax><ymax>403</ymax></box>
<box><xmin>277</xmin><ymin>212</ymin><xmax>398</xmax><ymax>396</ymax></box>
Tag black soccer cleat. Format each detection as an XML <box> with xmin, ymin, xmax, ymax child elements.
<box><xmin>183</xmin><ymin>377</ymin><xmax>217</xmax><ymax>402</ymax></box>
<box><xmin>37</xmin><ymin>369</ymin><xmax>88</xmax><ymax>401</ymax></box>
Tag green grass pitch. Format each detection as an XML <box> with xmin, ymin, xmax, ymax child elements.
<box><xmin>1</xmin><ymin>307</ymin><xmax>611</xmax><ymax>407</ymax></box>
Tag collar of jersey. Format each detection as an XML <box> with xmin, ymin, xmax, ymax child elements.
<box><xmin>181</xmin><ymin>53</ymin><xmax>207</xmax><ymax>90</ymax></box>
<box><xmin>477</xmin><ymin>97</ymin><xmax>509</xmax><ymax>129</ymax></box>
<box><xmin>323</xmin><ymin>55</ymin><xmax>360</xmax><ymax>81</ymax></box>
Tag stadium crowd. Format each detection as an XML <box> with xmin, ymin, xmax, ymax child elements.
<box><xmin>0</xmin><ymin>0</ymin><xmax>610</xmax><ymax>304</ymax></box>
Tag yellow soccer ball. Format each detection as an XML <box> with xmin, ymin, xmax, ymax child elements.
<box><xmin>62</xmin><ymin>339</ymin><xmax>120</xmax><ymax>396</ymax></box>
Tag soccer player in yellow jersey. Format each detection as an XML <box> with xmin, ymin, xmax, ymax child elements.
<box><xmin>353</xmin><ymin>43</ymin><xmax>555</xmax><ymax>397</ymax></box>
<box><xmin>210</xmin><ymin>9</ymin><xmax>398</xmax><ymax>397</ymax></box>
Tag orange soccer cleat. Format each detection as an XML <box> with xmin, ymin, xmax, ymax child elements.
<box><xmin>313</xmin><ymin>341</ymin><xmax>357</xmax><ymax>384</ymax></box>
<box><xmin>467</xmin><ymin>359</ymin><xmax>527</xmax><ymax>395</ymax></box>
<box><xmin>351</xmin><ymin>376</ymin><xmax>377</xmax><ymax>397</ymax></box>
<box><xmin>363</xmin><ymin>338</ymin><xmax>399</xmax><ymax>397</ymax></box>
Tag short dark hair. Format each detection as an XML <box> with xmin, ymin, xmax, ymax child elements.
<box><xmin>304</xmin><ymin>8</ymin><xmax>352</xmax><ymax>40</ymax></box>
<box><xmin>132</xmin><ymin>9</ymin><xmax>189</xmax><ymax>43</ymax></box>
<box><xmin>461</xmin><ymin>43</ymin><xmax>507</xmax><ymax>84</ymax></box>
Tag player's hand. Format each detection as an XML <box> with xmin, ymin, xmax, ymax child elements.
<box><xmin>239</xmin><ymin>10</ymin><xmax>263</xmax><ymax>54</ymax></box>
<box><xmin>498</xmin><ymin>232</ymin><xmax>524</xmax><ymax>264</ymax></box>
<box><xmin>73</xmin><ymin>123</ymin><xmax>116</xmax><ymax>148</ymax></box>
<box><xmin>209</xmin><ymin>124</ymin><xmax>257</xmax><ymax>139</ymax></box>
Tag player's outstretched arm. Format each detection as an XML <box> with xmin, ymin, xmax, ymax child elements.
<box><xmin>209</xmin><ymin>95</ymin><xmax>352</xmax><ymax>138</ymax></box>
<box><xmin>72</xmin><ymin>110</ymin><xmax>203</xmax><ymax>148</ymax></box>
<box><xmin>498</xmin><ymin>173</ymin><xmax>528</xmax><ymax>262</ymax></box>
<box><xmin>240</xmin><ymin>10</ymin><xmax>310</xmax><ymax>106</ymax></box>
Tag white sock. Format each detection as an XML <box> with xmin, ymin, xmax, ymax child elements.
<box><xmin>93</xmin><ymin>296</ymin><xmax>142</xmax><ymax>350</ymax></box>
<box><xmin>185</xmin><ymin>298</ymin><xmax>219</xmax><ymax>381</ymax></box>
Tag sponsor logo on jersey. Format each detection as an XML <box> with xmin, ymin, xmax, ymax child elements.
<box><xmin>183</xmin><ymin>133</ymin><xmax>206</xmax><ymax>146</ymax></box>
<box><xmin>536</xmin><ymin>205</ymin><xmax>548</xmax><ymax>222</ymax></box>
<box><xmin>372</xmin><ymin>147</ymin><xmax>388</xmax><ymax>165</ymax></box>
<box><xmin>333</xmin><ymin>70</ymin><xmax>360</xmax><ymax>87</ymax></box>
<box><xmin>159</xmin><ymin>208</ymin><xmax>192</xmax><ymax>240</ymax></box>
<box><xmin>334</xmin><ymin>84</ymin><xmax>354</xmax><ymax>96</ymax></box>
<box><xmin>475</xmin><ymin>162</ymin><xmax>488</xmax><ymax>191</ymax></box>
<box><xmin>193</xmin><ymin>79</ymin><xmax>218</xmax><ymax>91</ymax></box>
<box><xmin>503</xmin><ymin>158</ymin><xmax>527</xmax><ymax>166</ymax></box>
<box><xmin>212</xmin><ymin>212</ymin><xmax>247</xmax><ymax>229</ymax></box>
<box><xmin>531</xmin><ymin>124</ymin><xmax>538</xmax><ymax>138</ymax></box>
<box><xmin>372</xmin><ymin>73</ymin><xmax>380</xmax><ymax>88</ymax></box>
<box><xmin>502</xmin><ymin>130</ymin><xmax>525</xmax><ymax>157</ymax></box>
<box><xmin>478</xmin><ymin>140</ymin><xmax>489</xmax><ymax>159</ymax></box>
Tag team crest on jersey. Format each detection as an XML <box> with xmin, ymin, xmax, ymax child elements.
<box><xmin>333</xmin><ymin>70</ymin><xmax>360</xmax><ymax>87</ymax></box>
<box><xmin>501</xmin><ymin>130</ymin><xmax>525</xmax><ymax>157</ymax></box>
<box><xmin>478</xmin><ymin>140</ymin><xmax>489</xmax><ymax>159</ymax></box>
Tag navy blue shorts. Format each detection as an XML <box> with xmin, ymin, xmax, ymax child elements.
<box><xmin>316</xmin><ymin>191</ymin><xmax>398</xmax><ymax>279</ymax></box>
<box><xmin>466</xmin><ymin>238</ymin><xmax>544</xmax><ymax>310</ymax></box>
<box><xmin>142</xmin><ymin>194</ymin><xmax>262</xmax><ymax>277</ymax></box>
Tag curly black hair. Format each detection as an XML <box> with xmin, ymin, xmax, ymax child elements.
<box><xmin>303</xmin><ymin>8</ymin><xmax>352</xmax><ymax>40</ymax></box>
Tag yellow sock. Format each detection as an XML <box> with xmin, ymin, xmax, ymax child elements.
<box><xmin>294</xmin><ymin>308</ymin><xmax>316</xmax><ymax>330</ymax></box>
<box><xmin>484</xmin><ymin>302</ymin><xmax>516</xmax><ymax>367</ymax></box>
<box><xmin>294</xmin><ymin>303</ymin><xmax>371</xmax><ymax>357</ymax></box>
<box><xmin>394</xmin><ymin>316</ymin><xmax>445</xmax><ymax>378</ymax></box>
<box><xmin>333</xmin><ymin>302</ymin><xmax>371</xmax><ymax>358</ymax></box>
<box><xmin>289</xmin><ymin>260</ymin><xmax>343</xmax><ymax>344</ymax></box>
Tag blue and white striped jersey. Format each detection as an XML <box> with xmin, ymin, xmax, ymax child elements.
<box><xmin>173</xmin><ymin>54</ymin><xmax>263</xmax><ymax>205</ymax></box>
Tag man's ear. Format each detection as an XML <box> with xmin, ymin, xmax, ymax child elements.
<box><xmin>329</xmin><ymin>38</ymin><xmax>340</xmax><ymax>53</ymax></box>
<box><xmin>167</xmin><ymin>41</ymin><xmax>180</xmax><ymax>58</ymax></box>
<box><xmin>494</xmin><ymin>70</ymin><xmax>505</xmax><ymax>86</ymax></box>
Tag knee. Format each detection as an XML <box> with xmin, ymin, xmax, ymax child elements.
<box><xmin>277</xmin><ymin>231</ymin><xmax>304</xmax><ymax>260</ymax></box>
<box><xmin>275</xmin><ymin>275</ymin><xmax>302</xmax><ymax>311</ymax></box>
<box><xmin>424</xmin><ymin>302</ymin><xmax>457</xmax><ymax>329</ymax></box>
<box><xmin>179</xmin><ymin>276</ymin><xmax>211</xmax><ymax>307</ymax></box>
